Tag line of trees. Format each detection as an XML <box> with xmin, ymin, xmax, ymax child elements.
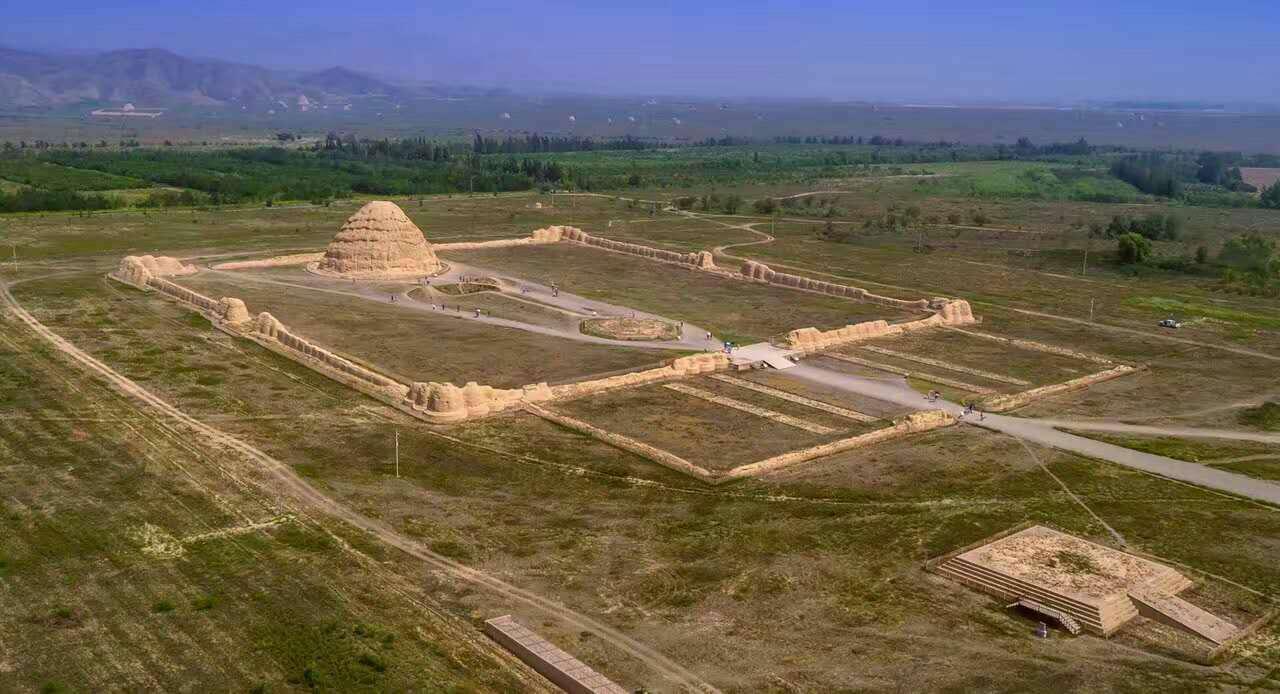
<box><xmin>472</xmin><ymin>132</ymin><xmax>654</xmax><ymax>154</ymax></box>
<box><xmin>1109</xmin><ymin>154</ymin><xmax>1185</xmax><ymax>197</ymax></box>
<box><xmin>0</xmin><ymin>189</ymin><xmax>124</xmax><ymax>213</ymax></box>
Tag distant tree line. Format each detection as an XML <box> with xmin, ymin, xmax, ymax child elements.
<box><xmin>471</xmin><ymin>132</ymin><xmax>654</xmax><ymax>154</ymax></box>
<box><xmin>0</xmin><ymin>189</ymin><xmax>123</xmax><ymax>213</ymax></box>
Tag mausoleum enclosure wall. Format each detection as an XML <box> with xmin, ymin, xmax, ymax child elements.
<box><xmin>111</xmin><ymin>255</ymin><xmax>729</xmax><ymax>425</ymax></box>
<box><xmin>112</xmin><ymin>220</ymin><xmax>979</xmax><ymax>425</ymax></box>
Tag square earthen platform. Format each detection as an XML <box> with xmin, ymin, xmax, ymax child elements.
<box><xmin>937</xmin><ymin>525</ymin><xmax>1196</xmax><ymax>637</ymax></box>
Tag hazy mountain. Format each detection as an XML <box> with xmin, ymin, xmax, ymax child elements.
<box><xmin>0</xmin><ymin>46</ymin><xmax>413</xmax><ymax>108</ymax></box>
<box><xmin>296</xmin><ymin>66</ymin><xmax>393</xmax><ymax>96</ymax></box>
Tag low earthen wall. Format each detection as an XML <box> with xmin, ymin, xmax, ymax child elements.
<box><xmin>110</xmin><ymin>256</ymin><xmax>250</xmax><ymax>326</ymax></box>
<box><xmin>724</xmin><ymin>410</ymin><xmax>955</xmax><ymax>480</ymax></box>
<box><xmin>434</xmin><ymin>225</ymin><xmax>570</xmax><ymax>252</ymax></box>
<box><xmin>980</xmin><ymin>365</ymin><xmax>1140</xmax><ymax>412</ymax></box>
<box><xmin>739</xmin><ymin>259</ymin><xmax>937</xmax><ymax>312</ymax></box>
<box><xmin>784</xmin><ymin>300</ymin><xmax>975</xmax><ymax>352</ymax></box>
<box><xmin>149</xmin><ymin>277</ymin><xmax>223</xmax><ymax>315</ymax></box>
<box><xmin>562</xmin><ymin>227</ymin><xmax>717</xmax><ymax>270</ymax></box>
<box><xmin>211</xmin><ymin>252</ymin><xmax>324</xmax><ymax>271</ymax></box>
<box><xmin>250</xmin><ymin>312</ymin><xmax>410</xmax><ymax>400</ymax></box>
<box><xmin>405</xmin><ymin>380</ymin><xmax>552</xmax><ymax>422</ymax></box>
<box><xmin>549</xmin><ymin>353</ymin><xmax>730</xmax><ymax>401</ymax></box>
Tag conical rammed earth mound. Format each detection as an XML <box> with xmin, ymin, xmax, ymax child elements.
<box><xmin>315</xmin><ymin>201</ymin><xmax>441</xmax><ymax>278</ymax></box>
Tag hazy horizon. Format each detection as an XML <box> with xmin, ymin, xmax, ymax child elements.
<box><xmin>3</xmin><ymin>0</ymin><xmax>1278</xmax><ymax>105</ymax></box>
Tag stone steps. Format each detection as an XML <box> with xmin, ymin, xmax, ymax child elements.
<box><xmin>1012</xmin><ymin>598</ymin><xmax>1083</xmax><ymax>635</ymax></box>
<box><xmin>936</xmin><ymin>558</ymin><xmax>1129</xmax><ymax>634</ymax></box>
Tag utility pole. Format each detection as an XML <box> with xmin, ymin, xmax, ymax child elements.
<box><xmin>1082</xmin><ymin>242</ymin><xmax>1089</xmax><ymax>276</ymax></box>
<box><xmin>1089</xmin><ymin>297</ymin><xmax>1095</xmax><ymax>323</ymax></box>
<box><xmin>394</xmin><ymin>430</ymin><xmax>400</xmax><ymax>479</ymax></box>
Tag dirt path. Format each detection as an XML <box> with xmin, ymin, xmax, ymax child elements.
<box><xmin>0</xmin><ymin>279</ymin><xmax>717</xmax><ymax>693</ymax></box>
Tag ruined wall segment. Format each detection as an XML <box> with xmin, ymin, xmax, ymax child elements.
<box><xmin>980</xmin><ymin>365</ymin><xmax>1140</xmax><ymax>412</ymax></box>
<box><xmin>112</xmin><ymin>256</ymin><xmax>251</xmax><ymax>328</ymax></box>
<box><xmin>113</xmin><ymin>254</ymin><xmax>197</xmax><ymax>288</ymax></box>
<box><xmin>724</xmin><ymin>409</ymin><xmax>955</xmax><ymax>480</ymax></box>
<box><xmin>549</xmin><ymin>353</ymin><xmax>729</xmax><ymax>401</ymax></box>
<box><xmin>250</xmin><ymin>311</ymin><xmax>410</xmax><ymax>399</ymax></box>
<box><xmin>433</xmin><ymin>225</ymin><xmax>572</xmax><ymax>252</ymax></box>
<box><xmin>406</xmin><ymin>381</ymin><xmax>554</xmax><ymax>422</ymax></box>
<box><xmin>739</xmin><ymin>260</ymin><xmax>934</xmax><ymax>311</ymax></box>
<box><xmin>212</xmin><ymin>252</ymin><xmax>324</xmax><ymax>271</ymax></box>
<box><xmin>562</xmin><ymin>227</ymin><xmax>719</xmax><ymax>271</ymax></box>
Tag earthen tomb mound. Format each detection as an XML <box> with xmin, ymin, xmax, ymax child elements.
<box><xmin>312</xmin><ymin>201</ymin><xmax>442</xmax><ymax>279</ymax></box>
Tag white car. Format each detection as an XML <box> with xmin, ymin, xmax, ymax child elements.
<box><xmin>1158</xmin><ymin>318</ymin><xmax>1182</xmax><ymax>329</ymax></box>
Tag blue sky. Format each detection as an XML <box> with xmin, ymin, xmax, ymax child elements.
<box><xmin>3</xmin><ymin>0</ymin><xmax>1277</xmax><ymax>103</ymax></box>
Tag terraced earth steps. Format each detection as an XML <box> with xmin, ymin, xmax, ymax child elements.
<box><xmin>707</xmin><ymin>374</ymin><xmax>878</xmax><ymax>423</ymax></box>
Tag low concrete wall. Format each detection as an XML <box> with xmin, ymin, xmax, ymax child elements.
<box><xmin>980</xmin><ymin>365</ymin><xmax>1140</xmax><ymax>412</ymax></box>
<box><xmin>525</xmin><ymin>403</ymin><xmax>719</xmax><ymax>483</ymax></box>
<box><xmin>861</xmin><ymin>345</ymin><xmax>1031</xmax><ymax>386</ymax></box>
<box><xmin>942</xmin><ymin>327</ymin><xmax>1115</xmax><ymax>365</ymax></box>
<box><xmin>821</xmin><ymin>352</ymin><xmax>998</xmax><ymax>394</ymax></box>
<box><xmin>724</xmin><ymin>409</ymin><xmax>955</xmax><ymax>480</ymax></box>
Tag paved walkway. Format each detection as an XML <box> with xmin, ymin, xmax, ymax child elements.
<box><xmin>781</xmin><ymin>363</ymin><xmax>1280</xmax><ymax>507</ymax></box>
<box><xmin>1028</xmin><ymin>420</ymin><xmax>1280</xmax><ymax>445</ymax></box>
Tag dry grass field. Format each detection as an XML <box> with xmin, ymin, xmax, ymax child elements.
<box><xmin>447</xmin><ymin>243</ymin><xmax>918</xmax><ymax>344</ymax></box>
<box><xmin>4</xmin><ymin>174</ymin><xmax>1280</xmax><ymax>691</ymax></box>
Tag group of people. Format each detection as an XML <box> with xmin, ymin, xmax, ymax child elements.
<box><xmin>925</xmin><ymin>389</ymin><xmax>986</xmax><ymax>420</ymax></box>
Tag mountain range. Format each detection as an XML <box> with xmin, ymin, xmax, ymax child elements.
<box><xmin>0</xmin><ymin>46</ymin><xmax>482</xmax><ymax>108</ymax></box>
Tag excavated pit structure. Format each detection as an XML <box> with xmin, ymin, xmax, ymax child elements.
<box><xmin>312</xmin><ymin>200</ymin><xmax>442</xmax><ymax>279</ymax></box>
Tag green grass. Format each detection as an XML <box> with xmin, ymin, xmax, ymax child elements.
<box><xmin>1239</xmin><ymin>402</ymin><xmax>1280</xmax><ymax>431</ymax></box>
<box><xmin>922</xmin><ymin>161</ymin><xmax>1144</xmax><ymax>202</ymax></box>
<box><xmin>0</xmin><ymin>303</ymin><xmax>533</xmax><ymax>693</ymax></box>
<box><xmin>1061</xmin><ymin>429</ymin><xmax>1278</xmax><ymax>464</ymax></box>
<box><xmin>1125</xmin><ymin>296</ymin><xmax>1280</xmax><ymax>330</ymax></box>
<box><xmin>0</xmin><ymin>158</ymin><xmax>146</xmax><ymax>191</ymax></box>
